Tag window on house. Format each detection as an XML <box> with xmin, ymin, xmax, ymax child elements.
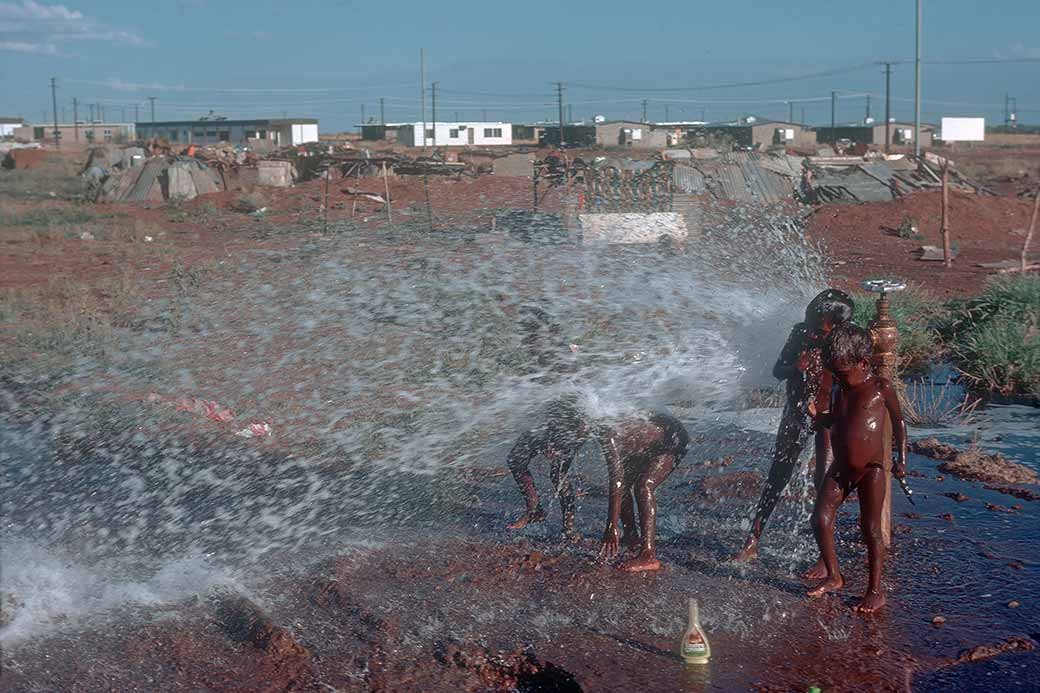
<box><xmin>33</xmin><ymin>127</ymin><xmax>45</xmax><ymax>139</ymax></box>
<box><xmin>219</xmin><ymin>130</ymin><xmax>230</xmax><ymax>141</ymax></box>
<box><xmin>449</xmin><ymin>128</ymin><xmax>460</xmax><ymax>138</ymax></box>
<box><xmin>483</xmin><ymin>128</ymin><xmax>503</xmax><ymax>138</ymax></box>
<box><xmin>425</xmin><ymin>128</ymin><xmax>434</xmax><ymax>140</ymax></box>
<box><xmin>169</xmin><ymin>130</ymin><xmax>179</xmax><ymax>142</ymax></box>
<box><xmin>206</xmin><ymin>130</ymin><xmax>217</xmax><ymax>138</ymax></box>
<box><xmin>258</xmin><ymin>129</ymin><xmax>268</xmax><ymax>139</ymax></box>
<box><xmin>104</xmin><ymin>129</ymin><xmax>113</xmax><ymax>142</ymax></box>
<box><xmin>192</xmin><ymin>130</ymin><xmax>205</xmax><ymax>140</ymax></box>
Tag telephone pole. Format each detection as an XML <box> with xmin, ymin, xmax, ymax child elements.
<box><xmin>148</xmin><ymin>96</ymin><xmax>156</xmax><ymax>123</ymax></box>
<box><xmin>641</xmin><ymin>99</ymin><xmax>648</xmax><ymax>123</ymax></box>
<box><xmin>134</xmin><ymin>102</ymin><xmax>139</xmax><ymax>123</ymax></box>
<box><xmin>431</xmin><ymin>81</ymin><xmax>439</xmax><ymax>146</ymax></box>
<box><xmin>420</xmin><ymin>48</ymin><xmax>426</xmax><ymax>147</ymax></box>
<box><xmin>89</xmin><ymin>103</ymin><xmax>95</xmax><ymax>123</ymax></box>
<box><xmin>72</xmin><ymin>97</ymin><xmax>79</xmax><ymax>142</ymax></box>
<box><xmin>555</xmin><ymin>82</ymin><xmax>565</xmax><ymax>147</ymax></box>
<box><xmin>50</xmin><ymin>77</ymin><xmax>60</xmax><ymax>148</ymax></box>
<box><xmin>865</xmin><ymin>94</ymin><xmax>871</xmax><ymax>120</ymax></box>
<box><xmin>830</xmin><ymin>90</ymin><xmax>837</xmax><ymax>143</ymax></box>
<box><xmin>800</xmin><ymin>106</ymin><xmax>806</xmax><ymax>125</ymax></box>
<box><xmin>379</xmin><ymin>97</ymin><xmax>385</xmax><ymax>124</ymax></box>
<box><xmin>913</xmin><ymin>0</ymin><xmax>922</xmax><ymax>157</ymax></box>
<box><xmin>788</xmin><ymin>101</ymin><xmax>794</xmax><ymax>123</ymax></box>
<box><xmin>361</xmin><ymin>104</ymin><xmax>366</xmax><ymax>124</ymax></box>
<box><xmin>665</xmin><ymin>104</ymin><xmax>670</xmax><ymax>121</ymax></box>
<box><xmin>884</xmin><ymin>62</ymin><xmax>892</xmax><ymax>152</ymax></box>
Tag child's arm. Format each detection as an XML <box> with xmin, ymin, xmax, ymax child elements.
<box><xmin>506</xmin><ymin>431</ymin><xmax>546</xmax><ymax>527</ymax></box>
<box><xmin>773</xmin><ymin>324</ymin><xmax>809</xmax><ymax>381</ymax></box>
<box><xmin>880</xmin><ymin>379</ymin><xmax>908</xmax><ymax>478</ymax></box>
<box><xmin>597</xmin><ymin>427</ymin><xmax>624</xmax><ymax>558</ymax></box>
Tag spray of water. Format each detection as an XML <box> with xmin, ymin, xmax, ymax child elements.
<box><xmin>1</xmin><ymin>209</ymin><xmax>825</xmax><ymax>641</ymax></box>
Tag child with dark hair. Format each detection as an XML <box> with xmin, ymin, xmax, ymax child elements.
<box><xmin>732</xmin><ymin>289</ymin><xmax>854</xmax><ymax>565</ymax></box>
<box><xmin>506</xmin><ymin>400</ymin><xmax>689</xmax><ymax>572</ymax></box>
<box><xmin>807</xmin><ymin>322</ymin><xmax>907</xmax><ymax>613</ymax></box>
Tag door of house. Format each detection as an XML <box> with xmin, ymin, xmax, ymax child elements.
<box><xmin>468</xmin><ymin>128</ymin><xmax>475</xmax><ymax>145</ymax></box>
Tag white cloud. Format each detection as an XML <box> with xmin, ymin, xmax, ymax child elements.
<box><xmin>0</xmin><ymin>1</ymin><xmax>143</xmax><ymax>55</ymax></box>
<box><xmin>992</xmin><ymin>42</ymin><xmax>1040</xmax><ymax>60</ymax></box>
<box><xmin>0</xmin><ymin>38</ymin><xmax>55</xmax><ymax>53</ymax></box>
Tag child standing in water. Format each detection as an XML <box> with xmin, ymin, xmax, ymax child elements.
<box><xmin>807</xmin><ymin>323</ymin><xmax>907</xmax><ymax>613</ymax></box>
<box><xmin>732</xmin><ymin>289</ymin><xmax>854</xmax><ymax>565</ymax></box>
<box><xmin>506</xmin><ymin>399</ymin><xmax>689</xmax><ymax>572</ymax></box>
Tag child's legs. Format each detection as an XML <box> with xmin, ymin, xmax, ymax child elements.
<box><xmin>634</xmin><ymin>453</ymin><xmax>678</xmax><ymax>555</ymax></box>
<box><xmin>620</xmin><ymin>486</ymin><xmax>639</xmax><ymax>544</ymax></box>
<box><xmin>813</xmin><ymin>428</ymin><xmax>834</xmax><ymax>495</ymax></box>
<box><xmin>811</xmin><ymin>475</ymin><xmax>847</xmax><ymax>578</ymax></box>
<box><xmin>856</xmin><ymin>467</ymin><xmax>887</xmax><ymax>594</ymax></box>
<box><xmin>751</xmin><ymin>409</ymin><xmax>811</xmax><ymax>536</ymax></box>
<box><xmin>549</xmin><ymin>456</ymin><xmax>577</xmax><ymax>528</ymax></box>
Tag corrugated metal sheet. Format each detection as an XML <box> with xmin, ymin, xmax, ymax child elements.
<box><xmin>813</xmin><ymin>168</ymin><xmax>896</xmax><ymax>203</ymax></box>
<box><xmin>671</xmin><ymin>163</ymin><xmax>706</xmax><ymax>194</ymax></box>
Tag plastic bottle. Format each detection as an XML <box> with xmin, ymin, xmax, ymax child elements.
<box><xmin>680</xmin><ymin>598</ymin><xmax>711</xmax><ymax>665</ymax></box>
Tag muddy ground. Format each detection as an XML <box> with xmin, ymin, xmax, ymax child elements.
<box><xmin>2</xmin><ymin>149</ymin><xmax>1039</xmax><ymax>691</ymax></box>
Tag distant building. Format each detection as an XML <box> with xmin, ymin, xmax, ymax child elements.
<box><xmin>13</xmin><ymin>122</ymin><xmax>135</xmax><ymax>144</ymax></box>
<box><xmin>696</xmin><ymin>117</ymin><xmax>817</xmax><ymax>150</ymax></box>
<box><xmin>397</xmin><ymin>122</ymin><xmax>513</xmax><ymax>147</ymax></box>
<box><xmin>359</xmin><ymin>123</ymin><xmax>405</xmax><ymax>142</ymax></box>
<box><xmin>512</xmin><ymin>123</ymin><xmax>548</xmax><ymax>145</ymax></box>
<box><xmin>538</xmin><ymin>124</ymin><xmax>596</xmax><ymax>147</ymax></box>
<box><xmin>595</xmin><ymin>121</ymin><xmax>670</xmax><ymax>148</ymax></box>
<box><xmin>818</xmin><ymin>121</ymin><xmax>934</xmax><ymax>148</ymax></box>
<box><xmin>1</xmin><ymin>117</ymin><xmax>24</xmax><ymax>138</ymax></box>
<box><xmin>134</xmin><ymin>118</ymin><xmax>319</xmax><ymax>146</ymax></box>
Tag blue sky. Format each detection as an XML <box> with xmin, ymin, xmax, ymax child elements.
<box><xmin>2</xmin><ymin>0</ymin><xmax>1038</xmax><ymax>131</ymax></box>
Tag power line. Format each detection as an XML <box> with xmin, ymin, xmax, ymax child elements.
<box><xmin>568</xmin><ymin>62</ymin><xmax>875</xmax><ymax>93</ymax></box>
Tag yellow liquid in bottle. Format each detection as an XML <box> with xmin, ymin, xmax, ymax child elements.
<box><xmin>680</xmin><ymin>598</ymin><xmax>711</xmax><ymax>665</ymax></box>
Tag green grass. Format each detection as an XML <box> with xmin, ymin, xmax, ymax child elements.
<box><xmin>851</xmin><ymin>287</ymin><xmax>945</xmax><ymax>371</ymax></box>
<box><xmin>1</xmin><ymin>206</ymin><xmax>96</xmax><ymax>227</ymax></box>
<box><xmin>941</xmin><ymin>275</ymin><xmax>1040</xmax><ymax>396</ymax></box>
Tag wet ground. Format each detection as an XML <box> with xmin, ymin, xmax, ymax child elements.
<box><xmin>2</xmin><ymin>392</ymin><xmax>1037</xmax><ymax>692</ymax></box>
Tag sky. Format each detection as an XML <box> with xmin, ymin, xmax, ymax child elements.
<box><xmin>1</xmin><ymin>0</ymin><xmax>1038</xmax><ymax>131</ymax></box>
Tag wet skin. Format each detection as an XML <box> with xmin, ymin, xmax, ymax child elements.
<box><xmin>597</xmin><ymin>415</ymin><xmax>687</xmax><ymax>572</ymax></box>
<box><xmin>806</xmin><ymin>357</ymin><xmax>907</xmax><ymax>614</ymax></box>
<box><xmin>508</xmin><ymin>413</ymin><xmax>688</xmax><ymax>571</ymax></box>
<box><xmin>732</xmin><ymin>320</ymin><xmax>837</xmax><ymax>564</ymax></box>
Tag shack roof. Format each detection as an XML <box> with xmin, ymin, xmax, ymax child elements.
<box><xmin>137</xmin><ymin>118</ymin><xmax>318</xmax><ymax>127</ymax></box>
<box><xmin>0</xmin><ymin>116</ymin><xmax>24</xmax><ymax>123</ymax></box>
<box><xmin>703</xmin><ymin>117</ymin><xmax>808</xmax><ymax>129</ymax></box>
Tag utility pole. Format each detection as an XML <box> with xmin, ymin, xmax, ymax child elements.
<box><xmin>379</xmin><ymin>97</ymin><xmax>385</xmax><ymax>124</ymax></box>
<box><xmin>641</xmin><ymin>99</ymin><xmax>648</xmax><ymax>123</ymax></box>
<box><xmin>148</xmin><ymin>96</ymin><xmax>156</xmax><ymax>123</ymax></box>
<box><xmin>89</xmin><ymin>103</ymin><xmax>95</xmax><ymax>123</ymax></box>
<box><xmin>665</xmin><ymin>104</ymin><xmax>670</xmax><ymax>121</ymax></box>
<box><xmin>913</xmin><ymin>0</ymin><xmax>922</xmax><ymax>158</ymax></box>
<box><xmin>788</xmin><ymin>101</ymin><xmax>794</xmax><ymax>123</ymax></box>
<box><xmin>800</xmin><ymin>106</ymin><xmax>806</xmax><ymax>126</ymax></box>
<box><xmin>567</xmin><ymin>104</ymin><xmax>572</xmax><ymax>124</ymax></box>
<box><xmin>454</xmin><ymin>111</ymin><xmax>459</xmax><ymax>122</ymax></box>
<box><xmin>420</xmin><ymin>48</ymin><xmax>426</xmax><ymax>147</ymax></box>
<box><xmin>134</xmin><ymin>102</ymin><xmax>139</xmax><ymax>123</ymax></box>
<box><xmin>884</xmin><ymin>62</ymin><xmax>892</xmax><ymax>153</ymax></box>
<box><xmin>830</xmin><ymin>90</ymin><xmax>837</xmax><ymax>143</ymax></box>
<box><xmin>431</xmin><ymin>81</ymin><xmax>438</xmax><ymax>146</ymax></box>
<box><xmin>1004</xmin><ymin>92</ymin><xmax>1010</xmax><ymax>128</ymax></box>
<box><xmin>866</xmin><ymin>94</ymin><xmax>871</xmax><ymax>120</ymax></box>
<box><xmin>72</xmin><ymin>97</ymin><xmax>79</xmax><ymax>142</ymax></box>
<box><xmin>361</xmin><ymin>104</ymin><xmax>366</xmax><ymax>125</ymax></box>
<box><xmin>50</xmin><ymin>77</ymin><xmax>59</xmax><ymax>148</ymax></box>
<box><xmin>555</xmin><ymin>82</ymin><xmax>565</xmax><ymax>147</ymax></box>
<box><xmin>482</xmin><ymin>108</ymin><xmax>487</xmax><ymax>121</ymax></box>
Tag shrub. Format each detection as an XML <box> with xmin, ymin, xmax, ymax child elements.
<box><xmin>943</xmin><ymin>275</ymin><xmax>1040</xmax><ymax>396</ymax></box>
<box><xmin>851</xmin><ymin>287</ymin><xmax>945</xmax><ymax>370</ymax></box>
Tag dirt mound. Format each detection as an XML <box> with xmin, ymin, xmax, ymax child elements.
<box><xmin>434</xmin><ymin>642</ymin><xmax>582</xmax><ymax>692</ymax></box>
<box><xmin>911</xmin><ymin>437</ymin><xmax>1037</xmax><ymax>491</ymax></box>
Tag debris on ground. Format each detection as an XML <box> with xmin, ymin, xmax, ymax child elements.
<box><xmin>910</xmin><ymin>438</ymin><xmax>1037</xmax><ymax>487</ymax></box>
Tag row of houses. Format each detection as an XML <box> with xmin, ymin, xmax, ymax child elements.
<box><xmin>359</xmin><ymin>117</ymin><xmax>935</xmax><ymax>150</ymax></box>
<box><xmin>5</xmin><ymin>112</ymin><xmax>936</xmax><ymax>152</ymax></box>
<box><xmin>4</xmin><ymin>117</ymin><xmax>320</xmax><ymax>147</ymax></box>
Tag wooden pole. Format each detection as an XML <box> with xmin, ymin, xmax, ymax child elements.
<box><xmin>382</xmin><ymin>161</ymin><xmax>392</xmax><ymax>225</ymax></box>
<box><xmin>1023</xmin><ymin>186</ymin><xmax>1039</xmax><ymax>273</ymax></box>
<box><xmin>323</xmin><ymin>166</ymin><xmax>330</xmax><ymax>234</ymax></box>
<box><xmin>868</xmin><ymin>291</ymin><xmax>900</xmax><ymax>548</ymax></box>
<box><xmin>940</xmin><ymin>160</ymin><xmax>952</xmax><ymax>268</ymax></box>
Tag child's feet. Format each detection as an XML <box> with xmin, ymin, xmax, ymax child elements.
<box><xmin>806</xmin><ymin>574</ymin><xmax>844</xmax><ymax>597</ymax></box>
<box><xmin>729</xmin><ymin>536</ymin><xmax>759</xmax><ymax>562</ymax></box>
<box><xmin>507</xmin><ymin>507</ymin><xmax>546</xmax><ymax>530</ymax></box>
<box><xmin>619</xmin><ymin>550</ymin><xmax>661</xmax><ymax>572</ymax></box>
<box><xmin>801</xmin><ymin>559</ymin><xmax>828</xmax><ymax>580</ymax></box>
<box><xmin>854</xmin><ymin>590</ymin><xmax>886</xmax><ymax>614</ymax></box>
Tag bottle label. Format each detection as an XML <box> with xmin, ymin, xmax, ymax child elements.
<box><xmin>683</xmin><ymin>634</ymin><xmax>707</xmax><ymax>656</ymax></box>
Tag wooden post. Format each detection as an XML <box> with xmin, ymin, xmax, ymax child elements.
<box><xmin>940</xmin><ymin>160</ymin><xmax>952</xmax><ymax>268</ymax></box>
<box><xmin>1023</xmin><ymin>186</ymin><xmax>1039</xmax><ymax>273</ymax></box>
<box><xmin>868</xmin><ymin>291</ymin><xmax>900</xmax><ymax>548</ymax></box>
<box><xmin>381</xmin><ymin>161</ymin><xmax>392</xmax><ymax>225</ymax></box>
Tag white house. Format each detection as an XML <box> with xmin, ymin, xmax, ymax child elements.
<box><xmin>135</xmin><ymin>118</ymin><xmax>319</xmax><ymax>146</ymax></box>
<box><xmin>1</xmin><ymin>117</ymin><xmax>25</xmax><ymax>138</ymax></box>
<box><xmin>397</xmin><ymin>122</ymin><xmax>512</xmax><ymax>147</ymax></box>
